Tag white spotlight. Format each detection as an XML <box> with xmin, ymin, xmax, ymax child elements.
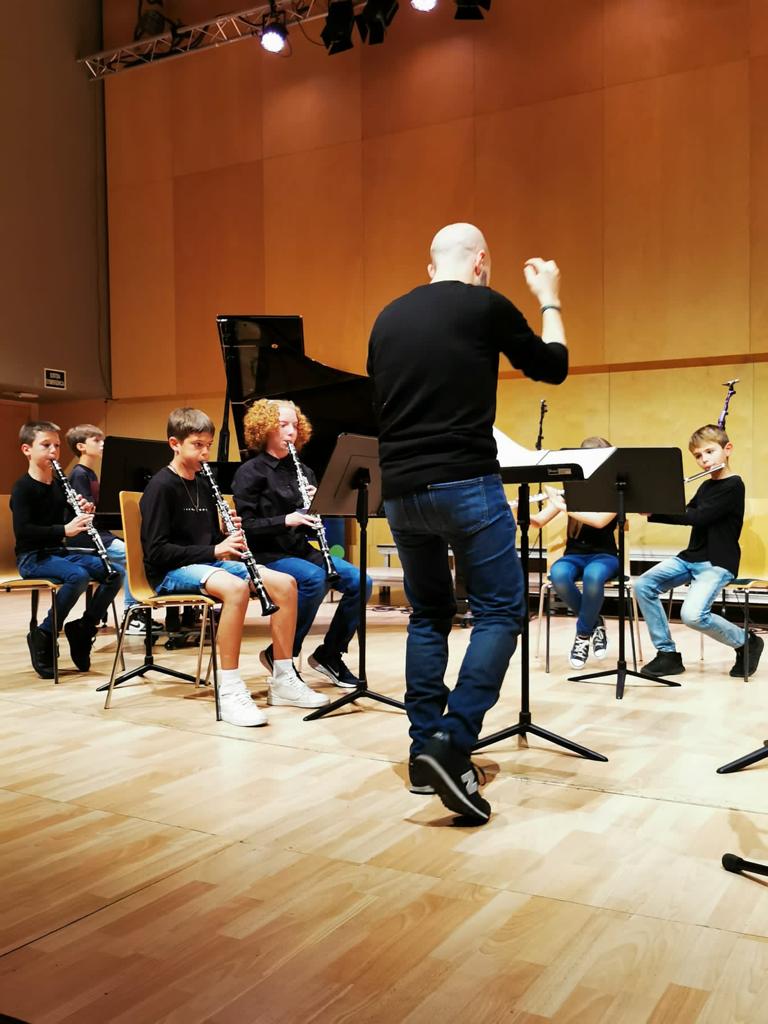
<box><xmin>261</xmin><ymin>22</ymin><xmax>287</xmax><ymax>52</ymax></box>
<box><xmin>411</xmin><ymin>0</ymin><xmax>438</xmax><ymax>10</ymax></box>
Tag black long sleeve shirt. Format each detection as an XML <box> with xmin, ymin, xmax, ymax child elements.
<box><xmin>232</xmin><ymin>451</ymin><xmax>325</xmax><ymax>568</ymax></box>
<box><xmin>140</xmin><ymin>467</ymin><xmax>223</xmax><ymax>588</ymax></box>
<box><xmin>10</xmin><ymin>473</ymin><xmax>70</xmax><ymax>557</ymax></box>
<box><xmin>649</xmin><ymin>475</ymin><xmax>744</xmax><ymax>576</ymax></box>
<box><xmin>68</xmin><ymin>463</ymin><xmax>115</xmax><ymax>546</ymax></box>
<box><xmin>367</xmin><ymin>281</ymin><xmax>569</xmax><ymax>499</ymax></box>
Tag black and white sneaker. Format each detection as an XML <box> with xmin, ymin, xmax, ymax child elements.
<box><xmin>308</xmin><ymin>647</ymin><xmax>359</xmax><ymax>689</ymax></box>
<box><xmin>591</xmin><ymin>617</ymin><xmax>608</xmax><ymax>660</ymax></box>
<box><xmin>569</xmin><ymin>633</ymin><xmax>591</xmax><ymax>669</ymax></box>
<box><xmin>125</xmin><ymin>617</ymin><xmax>163</xmax><ymax>637</ymax></box>
<box><xmin>408</xmin><ymin>758</ymin><xmax>435</xmax><ymax>795</ymax></box>
<box><xmin>414</xmin><ymin>732</ymin><xmax>491</xmax><ymax>824</ymax></box>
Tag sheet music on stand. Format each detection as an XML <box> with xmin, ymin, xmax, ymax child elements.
<box><xmin>492</xmin><ymin>427</ymin><xmax>616</xmax><ymax>483</ymax></box>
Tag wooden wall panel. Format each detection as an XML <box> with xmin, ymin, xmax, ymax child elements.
<box><xmin>104</xmin><ymin>67</ymin><xmax>173</xmax><ymax>188</ymax></box>
<box><xmin>476</xmin><ymin>91</ymin><xmax>604</xmax><ymax>367</ymax></box>
<box><xmin>260</xmin><ymin>33</ymin><xmax>361</xmax><ymax>160</ymax></box>
<box><xmin>604</xmin><ymin>0</ymin><xmax>749</xmax><ymax>86</ymax></box>
<box><xmin>262</xmin><ymin>143</ymin><xmax>365</xmax><ymax>371</ymax></box>
<box><xmin>167</xmin><ymin>40</ymin><xmax>263</xmax><ymax>178</ymax></box>
<box><xmin>752</xmin><ymin>0</ymin><xmax>768</xmax><ymax>55</ymax></box>
<box><xmin>360</xmin><ymin>3</ymin><xmax>473</xmax><ymax>138</ymax></box>
<box><xmin>362</xmin><ymin>119</ymin><xmax>475</xmax><ymax>337</ymax></box>
<box><xmin>604</xmin><ymin>61</ymin><xmax>750</xmax><ymax>364</ymax></box>
<box><xmin>750</xmin><ymin>57</ymin><xmax>768</xmax><ymax>350</ymax></box>
<box><xmin>473</xmin><ymin>0</ymin><xmax>603</xmax><ymax>115</ymax></box>
<box><xmin>173</xmin><ymin>162</ymin><xmax>265</xmax><ymax>397</ymax></box>
<box><xmin>109</xmin><ymin>182</ymin><xmax>176</xmax><ymax>399</ymax></box>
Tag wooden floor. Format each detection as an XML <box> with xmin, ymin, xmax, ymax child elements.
<box><xmin>1</xmin><ymin>592</ymin><xmax>768</xmax><ymax>1024</ymax></box>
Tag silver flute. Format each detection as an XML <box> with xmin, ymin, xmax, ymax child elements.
<box><xmin>684</xmin><ymin>464</ymin><xmax>726</xmax><ymax>483</ymax></box>
<box><xmin>286</xmin><ymin>442</ymin><xmax>341</xmax><ymax>585</ymax></box>
<box><xmin>198</xmin><ymin>462</ymin><xmax>278</xmax><ymax>616</ymax></box>
<box><xmin>50</xmin><ymin>459</ymin><xmax>118</xmax><ymax>578</ymax></box>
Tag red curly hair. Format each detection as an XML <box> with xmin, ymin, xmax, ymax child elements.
<box><xmin>243</xmin><ymin>399</ymin><xmax>312</xmax><ymax>452</ymax></box>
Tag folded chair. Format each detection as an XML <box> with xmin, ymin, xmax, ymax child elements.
<box><xmin>102</xmin><ymin>491</ymin><xmax>220</xmax><ymax>717</ymax></box>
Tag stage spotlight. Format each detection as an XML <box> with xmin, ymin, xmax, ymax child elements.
<box><xmin>322</xmin><ymin>0</ymin><xmax>356</xmax><ymax>54</ymax></box>
<box><xmin>356</xmin><ymin>0</ymin><xmax>399</xmax><ymax>45</ymax></box>
<box><xmin>454</xmin><ymin>0</ymin><xmax>491</xmax><ymax>19</ymax></box>
<box><xmin>411</xmin><ymin>0</ymin><xmax>438</xmax><ymax>10</ymax></box>
<box><xmin>260</xmin><ymin>1</ymin><xmax>288</xmax><ymax>52</ymax></box>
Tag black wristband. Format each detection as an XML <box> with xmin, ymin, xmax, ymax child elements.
<box><xmin>540</xmin><ymin>304</ymin><xmax>561</xmax><ymax>313</ymax></box>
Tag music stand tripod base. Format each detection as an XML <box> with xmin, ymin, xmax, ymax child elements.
<box><xmin>569</xmin><ymin>665</ymin><xmax>681</xmax><ymax>701</ymax></box>
<box><xmin>717</xmin><ymin>741</ymin><xmax>768</xmax><ymax>774</ymax></box>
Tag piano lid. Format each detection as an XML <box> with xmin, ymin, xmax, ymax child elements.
<box><xmin>217</xmin><ymin>314</ymin><xmax>376</xmax><ymax>477</ymax></box>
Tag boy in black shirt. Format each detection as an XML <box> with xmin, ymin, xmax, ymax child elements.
<box><xmin>11</xmin><ymin>421</ymin><xmax>123</xmax><ymax>678</ymax></box>
<box><xmin>141</xmin><ymin>408</ymin><xmax>324</xmax><ymax>727</ymax></box>
<box><xmin>635</xmin><ymin>424</ymin><xmax>763</xmax><ymax>678</ymax></box>
<box><xmin>66</xmin><ymin>424</ymin><xmax>155</xmax><ymax>635</ymax></box>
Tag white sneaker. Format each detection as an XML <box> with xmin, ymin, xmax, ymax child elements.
<box><xmin>219</xmin><ymin>680</ymin><xmax>268</xmax><ymax>727</ymax></box>
<box><xmin>268</xmin><ymin>671</ymin><xmax>330</xmax><ymax>709</ymax></box>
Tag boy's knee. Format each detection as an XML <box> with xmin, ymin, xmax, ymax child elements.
<box><xmin>299</xmin><ymin>569</ymin><xmax>327</xmax><ymax>599</ymax></box>
<box><xmin>62</xmin><ymin>565</ymin><xmax>91</xmax><ymax>590</ymax></box>
<box><xmin>680</xmin><ymin>604</ymin><xmax>705</xmax><ymax>630</ymax></box>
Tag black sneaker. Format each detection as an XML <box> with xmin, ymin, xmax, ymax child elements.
<box><xmin>569</xmin><ymin>633</ymin><xmax>591</xmax><ymax>669</ymax></box>
<box><xmin>641</xmin><ymin>650</ymin><xmax>685</xmax><ymax>678</ymax></box>
<box><xmin>414</xmin><ymin>732</ymin><xmax>491</xmax><ymax>824</ymax></box>
<box><xmin>27</xmin><ymin>627</ymin><xmax>55</xmax><ymax>679</ymax></box>
<box><xmin>64</xmin><ymin>618</ymin><xmax>97</xmax><ymax>672</ymax></box>
<box><xmin>408</xmin><ymin>758</ymin><xmax>435</xmax><ymax>795</ymax></box>
<box><xmin>730</xmin><ymin>631</ymin><xmax>765</xmax><ymax>678</ymax></box>
<box><xmin>592</xmin><ymin>617</ymin><xmax>608</xmax><ymax>660</ymax></box>
<box><xmin>308</xmin><ymin>647</ymin><xmax>359</xmax><ymax>689</ymax></box>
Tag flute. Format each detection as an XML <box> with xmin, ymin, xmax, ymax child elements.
<box><xmin>684</xmin><ymin>464</ymin><xmax>725</xmax><ymax>483</ymax></box>
<box><xmin>198</xmin><ymin>462</ymin><xmax>279</xmax><ymax>616</ymax></box>
<box><xmin>286</xmin><ymin>442</ymin><xmax>341</xmax><ymax>585</ymax></box>
<box><xmin>50</xmin><ymin>459</ymin><xmax>118</xmax><ymax>578</ymax></box>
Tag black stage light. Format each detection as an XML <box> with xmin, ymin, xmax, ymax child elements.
<box><xmin>321</xmin><ymin>0</ymin><xmax>356</xmax><ymax>54</ymax></box>
<box><xmin>454</xmin><ymin>0</ymin><xmax>491</xmax><ymax>20</ymax></box>
<box><xmin>356</xmin><ymin>0</ymin><xmax>399</xmax><ymax>45</ymax></box>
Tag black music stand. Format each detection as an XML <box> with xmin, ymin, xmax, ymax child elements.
<box><xmin>565</xmin><ymin>448</ymin><xmax>685</xmax><ymax>700</ymax></box>
<box><xmin>473</xmin><ymin>449</ymin><xmax>611</xmax><ymax>760</ymax></box>
<box><xmin>303</xmin><ymin>434</ymin><xmax>405</xmax><ymax>722</ymax></box>
<box><xmin>717</xmin><ymin>741</ymin><xmax>768</xmax><ymax>774</ymax></box>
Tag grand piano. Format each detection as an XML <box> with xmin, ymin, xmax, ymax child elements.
<box><xmin>215</xmin><ymin>314</ymin><xmax>377</xmax><ymax>482</ymax></box>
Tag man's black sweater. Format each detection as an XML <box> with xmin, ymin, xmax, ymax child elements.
<box><xmin>10</xmin><ymin>473</ymin><xmax>69</xmax><ymax>557</ymax></box>
<box><xmin>367</xmin><ymin>281</ymin><xmax>568</xmax><ymax>499</ymax></box>
<box><xmin>649</xmin><ymin>475</ymin><xmax>744</xmax><ymax>576</ymax></box>
<box><xmin>140</xmin><ymin>467</ymin><xmax>223</xmax><ymax>588</ymax></box>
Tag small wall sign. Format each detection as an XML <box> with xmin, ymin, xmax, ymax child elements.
<box><xmin>44</xmin><ymin>368</ymin><xmax>67</xmax><ymax>390</ymax></box>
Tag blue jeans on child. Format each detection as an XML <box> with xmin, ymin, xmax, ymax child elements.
<box><xmin>634</xmin><ymin>556</ymin><xmax>744</xmax><ymax>651</ymax></box>
<box><xmin>384</xmin><ymin>474</ymin><xmax>526</xmax><ymax>757</ymax></box>
<box><xmin>262</xmin><ymin>555</ymin><xmax>372</xmax><ymax>658</ymax></box>
<box><xmin>17</xmin><ymin>549</ymin><xmax>124</xmax><ymax>634</ymax></box>
<box><xmin>549</xmin><ymin>553</ymin><xmax>620</xmax><ymax>635</ymax></box>
<box><xmin>103</xmin><ymin>537</ymin><xmax>137</xmax><ymax>608</ymax></box>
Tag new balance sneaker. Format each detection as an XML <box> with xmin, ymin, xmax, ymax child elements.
<box><xmin>408</xmin><ymin>758</ymin><xmax>436</xmax><ymax>795</ymax></box>
<box><xmin>591</xmin><ymin>617</ymin><xmax>608</xmax><ymax>660</ymax></box>
<box><xmin>125</xmin><ymin>617</ymin><xmax>163</xmax><ymax>637</ymax></box>
<box><xmin>730</xmin><ymin>631</ymin><xmax>765</xmax><ymax>678</ymax></box>
<box><xmin>64</xmin><ymin>617</ymin><xmax>97</xmax><ymax>672</ymax></box>
<box><xmin>569</xmin><ymin>633</ymin><xmax>591</xmax><ymax>669</ymax></box>
<box><xmin>27</xmin><ymin>626</ymin><xmax>55</xmax><ymax>679</ymax></box>
<box><xmin>414</xmin><ymin>731</ymin><xmax>491</xmax><ymax>824</ymax></box>
<box><xmin>268</xmin><ymin>671</ymin><xmax>330</xmax><ymax>709</ymax></box>
<box><xmin>308</xmin><ymin>647</ymin><xmax>359</xmax><ymax>689</ymax></box>
<box><xmin>219</xmin><ymin>679</ymin><xmax>268</xmax><ymax>727</ymax></box>
<box><xmin>641</xmin><ymin>650</ymin><xmax>685</xmax><ymax>677</ymax></box>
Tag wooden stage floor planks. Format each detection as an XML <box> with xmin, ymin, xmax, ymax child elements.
<box><xmin>1</xmin><ymin>591</ymin><xmax>768</xmax><ymax>1023</ymax></box>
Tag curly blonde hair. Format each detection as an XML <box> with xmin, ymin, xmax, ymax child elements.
<box><xmin>243</xmin><ymin>399</ymin><xmax>312</xmax><ymax>452</ymax></box>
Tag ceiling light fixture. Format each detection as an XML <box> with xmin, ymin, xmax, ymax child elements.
<box><xmin>260</xmin><ymin>1</ymin><xmax>288</xmax><ymax>52</ymax></box>
<box><xmin>454</xmin><ymin>0</ymin><xmax>491</xmax><ymax>19</ymax></box>
<box><xmin>356</xmin><ymin>0</ymin><xmax>399</xmax><ymax>45</ymax></box>
<box><xmin>321</xmin><ymin>0</ymin><xmax>356</xmax><ymax>54</ymax></box>
<box><xmin>411</xmin><ymin>0</ymin><xmax>438</xmax><ymax>10</ymax></box>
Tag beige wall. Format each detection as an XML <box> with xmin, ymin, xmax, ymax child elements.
<box><xmin>91</xmin><ymin>1</ymin><xmax>768</xmax><ymax>564</ymax></box>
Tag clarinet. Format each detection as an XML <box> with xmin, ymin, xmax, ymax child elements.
<box><xmin>50</xmin><ymin>459</ymin><xmax>118</xmax><ymax>578</ymax></box>
<box><xmin>286</xmin><ymin>442</ymin><xmax>341</xmax><ymax>585</ymax></box>
<box><xmin>717</xmin><ymin>379</ymin><xmax>738</xmax><ymax>429</ymax></box>
<box><xmin>198</xmin><ymin>462</ymin><xmax>278</xmax><ymax>616</ymax></box>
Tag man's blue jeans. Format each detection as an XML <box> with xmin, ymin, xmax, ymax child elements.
<box><xmin>17</xmin><ymin>550</ymin><xmax>124</xmax><ymax>635</ymax></box>
<box><xmin>385</xmin><ymin>474</ymin><xmax>526</xmax><ymax>756</ymax></box>
<box><xmin>549</xmin><ymin>553</ymin><xmax>620</xmax><ymax>635</ymax></box>
<box><xmin>264</xmin><ymin>555</ymin><xmax>372</xmax><ymax>658</ymax></box>
<box><xmin>634</xmin><ymin>556</ymin><xmax>744</xmax><ymax>651</ymax></box>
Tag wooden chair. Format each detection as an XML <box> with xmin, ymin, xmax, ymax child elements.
<box><xmin>535</xmin><ymin>519</ymin><xmax>644</xmax><ymax>673</ymax></box>
<box><xmin>103</xmin><ymin>491</ymin><xmax>221</xmax><ymax>716</ymax></box>
<box><xmin>1</xmin><ymin>501</ymin><xmax>61</xmax><ymax>684</ymax></box>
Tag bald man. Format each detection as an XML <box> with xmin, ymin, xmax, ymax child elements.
<box><xmin>367</xmin><ymin>222</ymin><xmax>568</xmax><ymax>824</ymax></box>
